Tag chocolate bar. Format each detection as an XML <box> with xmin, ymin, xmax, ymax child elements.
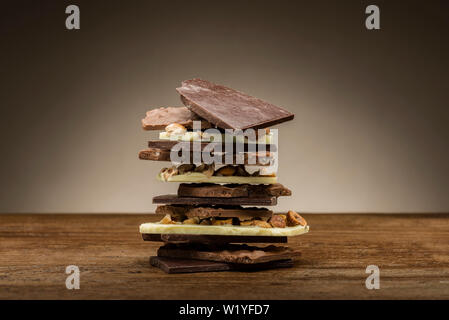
<box><xmin>156</xmin><ymin>205</ymin><xmax>273</xmax><ymax>220</ymax></box>
<box><xmin>142</xmin><ymin>233</ymin><xmax>287</xmax><ymax>244</ymax></box>
<box><xmin>177</xmin><ymin>183</ymin><xmax>291</xmax><ymax>198</ymax></box>
<box><xmin>139</xmin><ymin>148</ymin><xmax>272</xmax><ymax>165</ymax></box>
<box><xmin>153</xmin><ymin>194</ymin><xmax>277</xmax><ymax>206</ymax></box>
<box><xmin>176</xmin><ymin>79</ymin><xmax>294</xmax><ymax>130</ymax></box>
<box><xmin>140</xmin><ymin>221</ymin><xmax>308</xmax><ymax>237</ymax></box>
<box><xmin>142</xmin><ymin>106</ymin><xmax>211</xmax><ymax>130</ymax></box>
<box><xmin>139</xmin><ymin>148</ymin><xmax>172</xmax><ymax>161</ymax></box>
<box><xmin>150</xmin><ymin>256</ymin><xmax>293</xmax><ymax>274</ymax></box>
<box><xmin>157</xmin><ymin>243</ymin><xmax>301</xmax><ymax>264</ymax></box>
<box><xmin>178</xmin><ymin>183</ymin><xmax>248</xmax><ymax>197</ymax></box>
<box><xmin>158</xmin><ymin>172</ymin><xmax>277</xmax><ymax>184</ymax></box>
<box><xmin>148</xmin><ymin>140</ymin><xmax>277</xmax><ymax>152</ymax></box>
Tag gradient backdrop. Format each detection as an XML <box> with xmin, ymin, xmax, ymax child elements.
<box><xmin>1</xmin><ymin>0</ymin><xmax>448</xmax><ymax>213</ymax></box>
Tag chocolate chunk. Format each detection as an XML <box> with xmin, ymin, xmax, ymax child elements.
<box><xmin>142</xmin><ymin>233</ymin><xmax>288</xmax><ymax>244</ymax></box>
<box><xmin>155</xmin><ymin>205</ymin><xmax>273</xmax><ymax>220</ymax></box>
<box><xmin>157</xmin><ymin>243</ymin><xmax>301</xmax><ymax>264</ymax></box>
<box><xmin>139</xmin><ymin>148</ymin><xmax>272</xmax><ymax>165</ymax></box>
<box><xmin>150</xmin><ymin>256</ymin><xmax>293</xmax><ymax>274</ymax></box>
<box><xmin>148</xmin><ymin>140</ymin><xmax>276</xmax><ymax>152</ymax></box>
<box><xmin>139</xmin><ymin>148</ymin><xmax>172</xmax><ymax>161</ymax></box>
<box><xmin>187</xmin><ymin>206</ymin><xmax>272</xmax><ymax>220</ymax></box>
<box><xmin>153</xmin><ymin>194</ymin><xmax>277</xmax><ymax>206</ymax></box>
<box><xmin>142</xmin><ymin>106</ymin><xmax>211</xmax><ymax>130</ymax></box>
<box><xmin>176</xmin><ymin>79</ymin><xmax>294</xmax><ymax>130</ymax></box>
<box><xmin>178</xmin><ymin>183</ymin><xmax>248</xmax><ymax>198</ymax></box>
<box><xmin>248</xmin><ymin>183</ymin><xmax>292</xmax><ymax>197</ymax></box>
<box><xmin>155</xmin><ymin>205</ymin><xmax>187</xmax><ymax>218</ymax></box>
<box><xmin>177</xmin><ymin>183</ymin><xmax>291</xmax><ymax>198</ymax></box>
<box><xmin>139</xmin><ymin>148</ymin><xmax>213</xmax><ymax>162</ymax></box>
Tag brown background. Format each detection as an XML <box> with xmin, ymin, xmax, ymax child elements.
<box><xmin>1</xmin><ymin>0</ymin><xmax>448</xmax><ymax>213</ymax></box>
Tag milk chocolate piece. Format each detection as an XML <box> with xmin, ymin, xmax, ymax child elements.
<box><xmin>148</xmin><ymin>140</ymin><xmax>276</xmax><ymax>152</ymax></box>
<box><xmin>139</xmin><ymin>148</ymin><xmax>272</xmax><ymax>165</ymax></box>
<box><xmin>153</xmin><ymin>194</ymin><xmax>277</xmax><ymax>206</ymax></box>
<box><xmin>248</xmin><ymin>183</ymin><xmax>292</xmax><ymax>197</ymax></box>
<box><xmin>177</xmin><ymin>183</ymin><xmax>291</xmax><ymax>198</ymax></box>
<box><xmin>178</xmin><ymin>183</ymin><xmax>248</xmax><ymax>197</ymax></box>
<box><xmin>155</xmin><ymin>205</ymin><xmax>273</xmax><ymax>220</ymax></box>
<box><xmin>139</xmin><ymin>148</ymin><xmax>172</xmax><ymax>161</ymax></box>
<box><xmin>176</xmin><ymin>79</ymin><xmax>294</xmax><ymax>130</ymax></box>
<box><xmin>142</xmin><ymin>233</ymin><xmax>287</xmax><ymax>244</ymax></box>
<box><xmin>157</xmin><ymin>243</ymin><xmax>301</xmax><ymax>264</ymax></box>
<box><xmin>139</xmin><ymin>148</ymin><xmax>212</xmax><ymax>162</ymax></box>
<box><xmin>142</xmin><ymin>106</ymin><xmax>211</xmax><ymax>130</ymax></box>
<box><xmin>150</xmin><ymin>256</ymin><xmax>293</xmax><ymax>273</ymax></box>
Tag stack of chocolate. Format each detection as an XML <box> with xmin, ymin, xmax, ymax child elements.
<box><xmin>139</xmin><ymin>79</ymin><xmax>309</xmax><ymax>273</ymax></box>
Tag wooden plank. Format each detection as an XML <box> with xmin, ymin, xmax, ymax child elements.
<box><xmin>0</xmin><ymin>214</ymin><xmax>448</xmax><ymax>299</ymax></box>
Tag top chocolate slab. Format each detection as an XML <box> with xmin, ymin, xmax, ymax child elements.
<box><xmin>142</xmin><ymin>106</ymin><xmax>211</xmax><ymax>130</ymax></box>
<box><xmin>176</xmin><ymin>79</ymin><xmax>294</xmax><ymax>130</ymax></box>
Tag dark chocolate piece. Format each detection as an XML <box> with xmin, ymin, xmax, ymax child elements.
<box><xmin>150</xmin><ymin>256</ymin><xmax>293</xmax><ymax>274</ymax></box>
<box><xmin>153</xmin><ymin>194</ymin><xmax>277</xmax><ymax>206</ymax></box>
<box><xmin>155</xmin><ymin>205</ymin><xmax>273</xmax><ymax>220</ymax></box>
<box><xmin>148</xmin><ymin>140</ymin><xmax>276</xmax><ymax>152</ymax></box>
<box><xmin>142</xmin><ymin>233</ymin><xmax>288</xmax><ymax>244</ymax></box>
<box><xmin>177</xmin><ymin>183</ymin><xmax>291</xmax><ymax>198</ymax></box>
<box><xmin>142</xmin><ymin>106</ymin><xmax>211</xmax><ymax>130</ymax></box>
<box><xmin>157</xmin><ymin>243</ymin><xmax>301</xmax><ymax>264</ymax></box>
<box><xmin>176</xmin><ymin>79</ymin><xmax>294</xmax><ymax>130</ymax></box>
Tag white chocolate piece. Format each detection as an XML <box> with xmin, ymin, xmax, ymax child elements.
<box><xmin>140</xmin><ymin>222</ymin><xmax>309</xmax><ymax>237</ymax></box>
<box><xmin>157</xmin><ymin>172</ymin><xmax>277</xmax><ymax>184</ymax></box>
<box><xmin>159</xmin><ymin>131</ymin><xmax>274</xmax><ymax>144</ymax></box>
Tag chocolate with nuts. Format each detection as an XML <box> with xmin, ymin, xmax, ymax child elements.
<box><xmin>155</xmin><ymin>205</ymin><xmax>273</xmax><ymax>221</ymax></box>
<box><xmin>138</xmin><ymin>79</ymin><xmax>308</xmax><ymax>273</ymax></box>
<box><xmin>177</xmin><ymin>183</ymin><xmax>291</xmax><ymax>198</ymax></box>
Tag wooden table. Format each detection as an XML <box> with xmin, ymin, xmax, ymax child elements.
<box><xmin>0</xmin><ymin>214</ymin><xmax>448</xmax><ymax>299</ymax></box>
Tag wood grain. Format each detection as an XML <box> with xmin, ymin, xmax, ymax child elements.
<box><xmin>0</xmin><ymin>214</ymin><xmax>448</xmax><ymax>299</ymax></box>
